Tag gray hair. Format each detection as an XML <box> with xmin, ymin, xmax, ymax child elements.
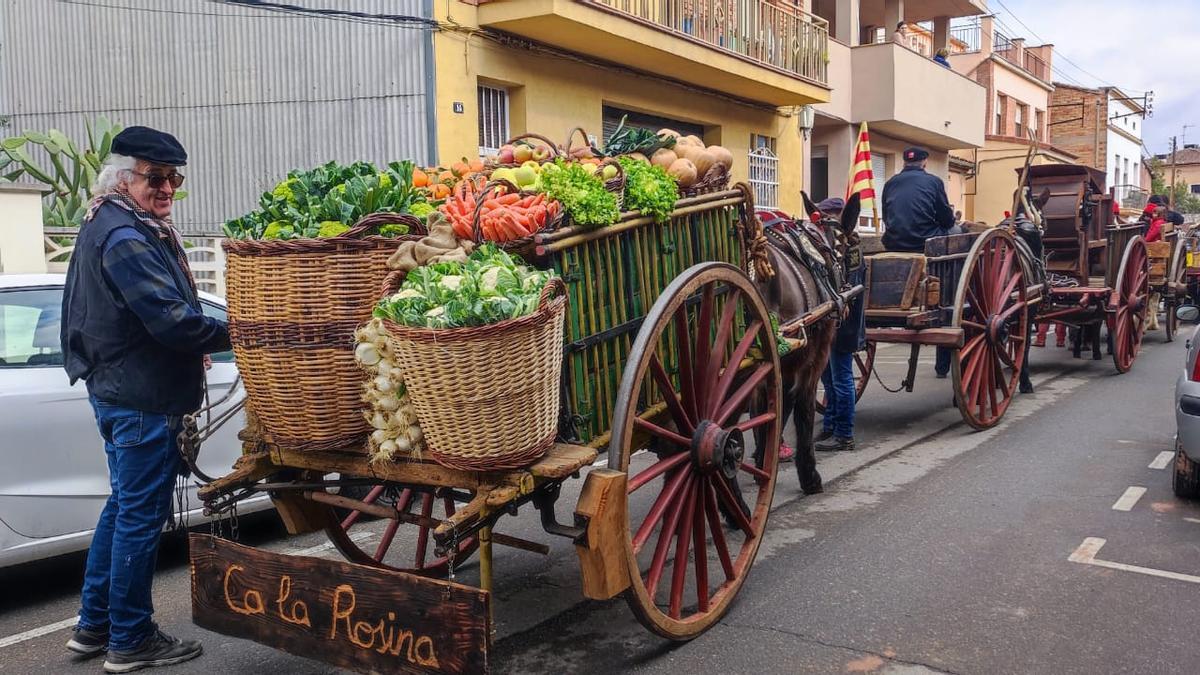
<box><xmin>94</xmin><ymin>153</ymin><xmax>138</xmax><ymax>194</ymax></box>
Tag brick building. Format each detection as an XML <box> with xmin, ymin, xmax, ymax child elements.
<box><xmin>1049</xmin><ymin>84</ymin><xmax>1148</xmax><ymax>204</ymax></box>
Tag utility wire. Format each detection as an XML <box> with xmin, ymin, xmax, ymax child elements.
<box><xmin>209</xmin><ymin>0</ymin><xmax>438</xmax><ymax>29</ymax></box>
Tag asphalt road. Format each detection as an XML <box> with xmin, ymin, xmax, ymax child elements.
<box><xmin>3</xmin><ymin>328</ymin><xmax>1198</xmax><ymax>674</ymax></box>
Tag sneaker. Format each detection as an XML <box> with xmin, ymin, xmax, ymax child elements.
<box><xmin>66</xmin><ymin>626</ymin><xmax>108</xmax><ymax>657</ymax></box>
<box><xmin>815</xmin><ymin>435</ymin><xmax>855</xmax><ymax>452</ymax></box>
<box><xmin>779</xmin><ymin>442</ymin><xmax>795</xmax><ymax>462</ymax></box>
<box><xmin>814</xmin><ymin>429</ymin><xmax>834</xmax><ymax>443</ymax></box>
<box><xmin>103</xmin><ymin>628</ymin><xmax>202</xmax><ymax>673</ymax></box>
<box><xmin>935</xmin><ymin>371</ymin><xmax>949</xmax><ymax>379</ymax></box>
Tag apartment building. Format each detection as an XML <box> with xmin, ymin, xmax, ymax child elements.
<box><xmin>805</xmin><ymin>0</ymin><xmax>987</xmax><ymax>226</ymax></box>
<box><xmin>1049</xmin><ymin>84</ymin><xmax>1148</xmax><ymax>206</ymax></box>
<box><xmin>946</xmin><ymin>16</ymin><xmax>1076</xmax><ymax>224</ymax></box>
<box><xmin>1153</xmin><ymin>146</ymin><xmax>1200</xmax><ymax>201</ymax></box>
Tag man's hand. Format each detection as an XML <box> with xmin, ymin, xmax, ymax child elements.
<box><xmin>203</xmin><ymin>355</ymin><xmax>212</xmax><ymax>370</ymax></box>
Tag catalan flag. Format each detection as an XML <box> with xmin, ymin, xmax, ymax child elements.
<box><xmin>845</xmin><ymin>122</ymin><xmax>881</xmax><ymax>230</ymax></box>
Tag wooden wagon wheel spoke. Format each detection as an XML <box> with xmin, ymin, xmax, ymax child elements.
<box><xmin>610</xmin><ymin>262</ymin><xmax>780</xmax><ymax>640</ymax></box>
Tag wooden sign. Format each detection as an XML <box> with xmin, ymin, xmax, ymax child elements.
<box><xmin>189</xmin><ymin>534</ymin><xmax>491</xmax><ymax>674</ymax></box>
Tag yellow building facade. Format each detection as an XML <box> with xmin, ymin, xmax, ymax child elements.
<box><xmin>430</xmin><ymin>0</ymin><xmax>832</xmax><ymax>214</ymax></box>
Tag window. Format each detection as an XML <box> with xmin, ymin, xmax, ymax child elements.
<box><xmin>200</xmin><ymin>301</ymin><xmax>235</xmax><ymax>363</ymax></box>
<box><xmin>602</xmin><ymin>106</ymin><xmax>703</xmax><ymax>144</ymax></box>
<box><xmin>1014</xmin><ymin>103</ymin><xmax>1025</xmax><ymax>138</ymax></box>
<box><xmin>995</xmin><ymin>94</ymin><xmax>1007</xmax><ymax>135</ymax></box>
<box><xmin>748</xmin><ymin>134</ymin><xmax>779</xmax><ymax>209</ymax></box>
<box><xmin>1114</xmin><ymin>154</ymin><xmax>1122</xmax><ymax>188</ymax></box>
<box><xmin>1133</xmin><ymin>120</ymin><xmax>1138</xmax><ymax>132</ymax></box>
<box><xmin>0</xmin><ymin>287</ymin><xmax>63</xmax><ymax>368</ymax></box>
<box><xmin>1192</xmin><ymin>184</ymin><xmax>1200</xmax><ymax>195</ymax></box>
<box><xmin>1035</xmin><ymin>110</ymin><xmax>1045</xmax><ymax>141</ymax></box>
<box><xmin>477</xmin><ymin>84</ymin><xmax>509</xmax><ymax>158</ymax></box>
<box><xmin>1124</xmin><ymin>158</ymin><xmax>1130</xmax><ymax>183</ymax></box>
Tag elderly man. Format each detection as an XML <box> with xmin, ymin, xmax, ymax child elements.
<box><xmin>61</xmin><ymin>126</ymin><xmax>229</xmax><ymax>672</ymax></box>
<box><xmin>882</xmin><ymin>147</ymin><xmax>956</xmax><ymax>377</ymax></box>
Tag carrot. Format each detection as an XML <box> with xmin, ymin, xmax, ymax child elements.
<box><xmin>498</xmin><ymin>192</ymin><xmax>521</xmax><ymax>206</ymax></box>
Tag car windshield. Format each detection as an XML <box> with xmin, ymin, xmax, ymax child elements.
<box><xmin>0</xmin><ymin>287</ymin><xmax>63</xmax><ymax>367</ymax></box>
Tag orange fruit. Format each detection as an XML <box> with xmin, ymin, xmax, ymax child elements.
<box><xmin>412</xmin><ymin>168</ymin><xmax>429</xmax><ymax>188</ymax></box>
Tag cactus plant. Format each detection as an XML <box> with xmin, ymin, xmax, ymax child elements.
<box><xmin>0</xmin><ymin>117</ymin><xmax>123</xmax><ymax>228</ymax></box>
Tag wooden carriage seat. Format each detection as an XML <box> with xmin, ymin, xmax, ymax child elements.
<box><xmin>1147</xmin><ymin>241</ymin><xmax>1172</xmax><ymax>286</ymax></box>
<box><xmin>865</xmin><ymin>253</ymin><xmax>928</xmax><ymax>311</ymax></box>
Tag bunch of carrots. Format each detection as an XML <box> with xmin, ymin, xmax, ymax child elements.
<box><xmin>439</xmin><ymin>180</ymin><xmax>561</xmax><ymax>243</ymax></box>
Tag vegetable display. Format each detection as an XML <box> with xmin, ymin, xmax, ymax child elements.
<box><xmin>224</xmin><ymin>160</ymin><xmax>428</xmax><ymax>240</ymax></box>
<box><xmin>603</xmin><ymin>115</ymin><xmax>677</xmax><ymax>156</ymax></box>
<box><xmin>537</xmin><ymin>160</ymin><xmax>619</xmax><ymax>229</ymax></box>
<box><xmin>374</xmin><ymin>244</ymin><xmax>554</xmax><ymax>329</ymax></box>
<box><xmin>618</xmin><ymin>157</ymin><xmax>678</xmax><ymax>224</ymax></box>
<box><xmin>438</xmin><ymin>178</ymin><xmax>562</xmax><ymax>243</ymax></box>
<box><xmin>354</xmin><ymin>319</ymin><xmax>424</xmax><ymax>463</ymax></box>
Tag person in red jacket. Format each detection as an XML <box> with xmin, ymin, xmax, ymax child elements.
<box><xmin>1144</xmin><ymin>203</ymin><xmax>1166</xmax><ymax>243</ymax></box>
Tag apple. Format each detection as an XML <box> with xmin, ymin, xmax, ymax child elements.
<box><xmin>601</xmin><ymin>164</ymin><xmax>619</xmax><ymax>180</ymax></box>
<box><xmin>513</xmin><ymin>166</ymin><xmax>538</xmax><ymax>187</ymax></box>
<box><xmin>531</xmin><ymin>145</ymin><xmax>551</xmax><ymax>161</ymax></box>
<box><xmin>498</xmin><ymin>146</ymin><xmax>515</xmax><ymax>164</ymax></box>
<box><xmin>514</xmin><ymin>144</ymin><xmax>533</xmax><ymax>163</ymax></box>
<box><xmin>581</xmin><ymin>163</ymin><xmax>599</xmax><ymax>176</ymax></box>
<box><xmin>521</xmin><ymin>160</ymin><xmax>542</xmax><ymax>173</ymax></box>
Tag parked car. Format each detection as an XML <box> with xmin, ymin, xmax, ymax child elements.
<box><xmin>0</xmin><ymin>273</ymin><xmax>270</xmax><ymax>568</ymax></box>
<box><xmin>1174</xmin><ymin>306</ymin><xmax>1200</xmax><ymax>498</ymax></box>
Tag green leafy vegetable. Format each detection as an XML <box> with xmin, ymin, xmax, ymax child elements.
<box><xmin>619</xmin><ymin>157</ymin><xmax>678</xmax><ymax>223</ymax></box>
<box><xmin>538</xmin><ymin>160</ymin><xmax>619</xmax><ymax>229</ymax></box>
<box><xmin>224</xmin><ymin>160</ymin><xmax>432</xmax><ymax>240</ymax></box>
<box><xmin>603</xmin><ymin>115</ymin><xmax>677</xmax><ymax>156</ymax></box>
<box><xmin>374</xmin><ymin>244</ymin><xmax>554</xmax><ymax>329</ymax></box>
<box><xmin>770</xmin><ymin>312</ymin><xmax>791</xmax><ymax>356</ymax></box>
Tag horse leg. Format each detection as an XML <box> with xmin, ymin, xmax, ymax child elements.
<box><xmin>1019</xmin><ymin>321</ymin><xmax>1035</xmax><ymax>394</ymax></box>
<box><xmin>1092</xmin><ymin>323</ymin><xmax>1103</xmax><ymax>360</ymax></box>
<box><xmin>1072</xmin><ymin>325</ymin><xmax>1083</xmax><ymax>358</ymax></box>
<box><xmin>794</xmin><ymin>346</ymin><xmax>827</xmax><ymax>495</ymax></box>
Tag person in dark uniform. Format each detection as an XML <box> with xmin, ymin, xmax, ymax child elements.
<box><xmin>814</xmin><ymin>197</ymin><xmax>866</xmax><ymax>452</ymax></box>
<box><xmin>881</xmin><ymin>147</ymin><xmax>956</xmax><ymax>377</ymax></box>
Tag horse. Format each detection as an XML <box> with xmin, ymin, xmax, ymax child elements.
<box><xmin>754</xmin><ymin>193</ymin><xmax>861</xmax><ymax>495</ymax></box>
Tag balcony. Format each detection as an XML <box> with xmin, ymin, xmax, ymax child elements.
<box><xmin>850</xmin><ymin>41</ymin><xmax>985</xmax><ymax>149</ymax></box>
<box><xmin>476</xmin><ymin>0</ymin><xmax>831</xmax><ymax>106</ymax></box>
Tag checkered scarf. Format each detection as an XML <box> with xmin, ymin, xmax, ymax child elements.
<box><xmin>86</xmin><ymin>191</ymin><xmax>198</xmax><ymax>298</ymax></box>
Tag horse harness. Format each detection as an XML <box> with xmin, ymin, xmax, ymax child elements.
<box><xmin>761</xmin><ymin>214</ymin><xmax>855</xmax><ymax>320</ymax></box>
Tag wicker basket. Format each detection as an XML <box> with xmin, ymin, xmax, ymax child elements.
<box><xmin>485</xmin><ymin>133</ymin><xmax>561</xmax><ymax>169</ymax></box>
<box><xmin>679</xmin><ymin>163</ymin><xmax>730</xmax><ymax>198</ymax></box>
<box><xmin>381</xmin><ymin>278</ymin><xmax>567</xmax><ymax>471</ymax></box>
<box><xmin>470</xmin><ymin>179</ymin><xmax>562</xmax><ymax>262</ymax></box>
<box><xmin>224</xmin><ymin>213</ymin><xmax>421</xmax><ymax>452</ymax></box>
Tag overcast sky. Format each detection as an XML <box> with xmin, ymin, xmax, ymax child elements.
<box><xmin>989</xmin><ymin>0</ymin><xmax>1198</xmax><ymax>156</ymax></box>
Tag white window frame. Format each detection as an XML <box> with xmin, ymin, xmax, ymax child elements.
<box><xmin>477</xmin><ymin>84</ymin><xmax>510</xmax><ymax>158</ymax></box>
<box><xmin>748</xmin><ymin>143</ymin><xmax>779</xmax><ymax>210</ymax></box>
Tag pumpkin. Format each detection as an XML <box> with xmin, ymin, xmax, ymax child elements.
<box><xmin>692</xmin><ymin>150</ymin><xmax>716</xmax><ymax>178</ymax></box>
<box><xmin>706</xmin><ymin>145</ymin><xmax>734</xmax><ymax>170</ymax></box>
<box><xmin>668</xmin><ymin>158</ymin><xmax>698</xmax><ymax>187</ymax></box>
<box><xmin>651</xmin><ymin>148</ymin><xmax>678</xmax><ymax>170</ymax></box>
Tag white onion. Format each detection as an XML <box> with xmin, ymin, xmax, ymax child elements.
<box><xmin>408</xmin><ymin>425</ymin><xmax>423</xmax><ymax>443</ymax></box>
<box><xmin>369</xmin><ymin>412</ymin><xmax>388</xmax><ymax>430</ymax></box>
<box><xmin>395</xmin><ymin>437</ymin><xmax>412</xmax><ymax>453</ymax></box>
<box><xmin>355</xmin><ymin>343</ymin><xmax>381</xmax><ymax>366</ymax></box>
<box><xmin>374</xmin><ymin>375</ymin><xmax>394</xmax><ymax>393</ymax></box>
<box><xmin>371</xmin><ymin>429</ymin><xmax>388</xmax><ymax>445</ymax></box>
<box><xmin>377</xmin><ymin>395</ymin><xmax>400</xmax><ymax>412</ymax></box>
<box><xmin>379</xmin><ymin>439</ymin><xmax>398</xmax><ymax>455</ymax></box>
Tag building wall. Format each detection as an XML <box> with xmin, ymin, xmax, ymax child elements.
<box><xmin>1049</xmin><ymin>86</ymin><xmax>1106</xmax><ymax>170</ymax></box>
<box><xmin>958</xmin><ymin>140</ymin><xmax>1075</xmax><ymax>225</ymax></box>
<box><xmin>433</xmin><ymin>3</ymin><xmax>807</xmax><ymax>212</ymax></box>
<box><xmin>0</xmin><ymin>0</ymin><xmax>433</xmax><ymax>234</ymax></box>
<box><xmin>987</xmin><ymin>61</ymin><xmax>1052</xmax><ymax>141</ymax></box>
<box><xmin>1106</xmin><ymin>95</ymin><xmax>1144</xmax><ymax>191</ymax></box>
<box><xmin>0</xmin><ymin>185</ymin><xmax>48</xmax><ymax>274</ymax></box>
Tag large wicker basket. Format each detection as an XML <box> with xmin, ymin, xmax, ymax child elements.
<box><xmin>381</xmin><ymin>278</ymin><xmax>567</xmax><ymax>471</ymax></box>
<box><xmin>223</xmin><ymin>213</ymin><xmax>421</xmax><ymax>452</ymax></box>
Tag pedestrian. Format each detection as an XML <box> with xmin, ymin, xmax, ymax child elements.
<box><xmin>1142</xmin><ymin>203</ymin><xmax>1167</xmax><ymax>331</ymax></box>
<box><xmin>814</xmin><ymin>197</ymin><xmax>866</xmax><ymax>453</ymax></box>
<box><xmin>881</xmin><ymin>146</ymin><xmax>956</xmax><ymax>378</ymax></box>
<box><xmin>61</xmin><ymin>126</ymin><xmax>230</xmax><ymax>672</ymax></box>
<box><xmin>893</xmin><ymin>21</ymin><xmax>908</xmax><ymax>46</ymax></box>
<box><xmin>933</xmin><ymin>47</ymin><xmax>951</xmax><ymax>68</ymax></box>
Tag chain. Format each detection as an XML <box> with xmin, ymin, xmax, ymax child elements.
<box><xmin>869</xmin><ymin>356</ymin><xmax>909</xmax><ymax>393</ymax></box>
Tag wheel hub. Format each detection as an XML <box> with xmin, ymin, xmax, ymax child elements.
<box><xmin>691</xmin><ymin>420</ymin><xmax>744</xmax><ymax>479</ymax></box>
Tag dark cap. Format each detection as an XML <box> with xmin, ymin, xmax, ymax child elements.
<box><xmin>1148</xmin><ymin>194</ymin><xmax>1168</xmax><ymax>206</ymax></box>
<box><xmin>816</xmin><ymin>197</ymin><xmax>845</xmax><ymax>213</ymax></box>
<box><xmin>111</xmin><ymin>126</ymin><xmax>187</xmax><ymax>166</ymax></box>
<box><xmin>903</xmin><ymin>147</ymin><xmax>929</xmax><ymax>162</ymax></box>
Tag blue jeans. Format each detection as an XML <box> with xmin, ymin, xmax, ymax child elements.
<box><xmin>821</xmin><ymin>350</ymin><xmax>856</xmax><ymax>438</ymax></box>
<box><xmin>79</xmin><ymin>396</ymin><xmax>182</xmax><ymax>652</ymax></box>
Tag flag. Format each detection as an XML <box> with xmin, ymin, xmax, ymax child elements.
<box><xmin>846</xmin><ymin>122</ymin><xmax>881</xmax><ymax>230</ymax></box>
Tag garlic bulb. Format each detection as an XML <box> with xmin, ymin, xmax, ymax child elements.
<box><xmin>354</xmin><ymin>318</ymin><xmax>425</xmax><ymax>463</ymax></box>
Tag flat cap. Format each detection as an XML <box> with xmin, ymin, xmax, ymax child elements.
<box><xmin>816</xmin><ymin>197</ymin><xmax>845</xmax><ymax>213</ymax></box>
<box><xmin>903</xmin><ymin>147</ymin><xmax>929</xmax><ymax>162</ymax></box>
<box><xmin>111</xmin><ymin>126</ymin><xmax>187</xmax><ymax>166</ymax></box>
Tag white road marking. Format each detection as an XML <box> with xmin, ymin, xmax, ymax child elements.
<box><xmin>1111</xmin><ymin>486</ymin><xmax>1147</xmax><ymax>511</ymax></box>
<box><xmin>1149</xmin><ymin>452</ymin><xmax>1174</xmax><ymax>470</ymax></box>
<box><xmin>291</xmin><ymin>529</ymin><xmax>373</xmax><ymax>558</ymax></box>
<box><xmin>0</xmin><ymin>617</ymin><xmax>78</xmax><ymax>650</ymax></box>
<box><xmin>1185</xmin><ymin>517</ymin><xmax>1200</xmax><ymax>525</ymax></box>
<box><xmin>1069</xmin><ymin>537</ymin><xmax>1200</xmax><ymax>585</ymax></box>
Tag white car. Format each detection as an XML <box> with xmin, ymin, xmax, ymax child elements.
<box><xmin>0</xmin><ymin>273</ymin><xmax>269</xmax><ymax>568</ymax></box>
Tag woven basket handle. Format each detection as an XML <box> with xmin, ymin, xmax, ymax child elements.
<box><xmin>381</xmin><ymin>269</ymin><xmax>406</xmax><ymax>297</ymax></box>
<box><xmin>505</xmin><ymin>133</ymin><xmax>561</xmax><ymax>159</ymax></box>
<box><xmin>539</xmin><ymin>276</ymin><xmax>567</xmax><ymax>307</ymax></box>
<box><xmin>471</xmin><ymin>179</ymin><xmax>521</xmax><ymax>244</ymax></box>
<box><xmin>350</xmin><ymin>212</ymin><xmax>427</xmax><ymax>239</ymax></box>
<box><xmin>563</xmin><ymin>127</ymin><xmax>596</xmax><ymax>159</ymax></box>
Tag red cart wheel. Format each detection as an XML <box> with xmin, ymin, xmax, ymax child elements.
<box><xmin>951</xmin><ymin>228</ymin><xmax>1030</xmax><ymax>430</ymax></box>
<box><xmin>610</xmin><ymin>262</ymin><xmax>781</xmax><ymax>640</ymax></box>
<box><xmin>814</xmin><ymin>341</ymin><xmax>875</xmax><ymax>414</ymax></box>
<box><xmin>324</xmin><ymin>486</ymin><xmax>478</xmax><ymax>577</ymax></box>
<box><xmin>1110</xmin><ymin>236</ymin><xmax>1150</xmax><ymax>373</ymax></box>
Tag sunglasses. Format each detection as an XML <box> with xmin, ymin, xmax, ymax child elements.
<box><xmin>132</xmin><ymin>171</ymin><xmax>186</xmax><ymax>190</ymax></box>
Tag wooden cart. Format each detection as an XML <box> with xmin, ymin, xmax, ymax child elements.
<box><xmin>829</xmin><ymin>165</ymin><xmax>1149</xmax><ymax>430</ymax></box>
<box><xmin>191</xmin><ymin>186</ymin><xmax>835</xmax><ymax>672</ymax></box>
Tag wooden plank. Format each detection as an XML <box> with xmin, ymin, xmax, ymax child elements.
<box><xmin>573</xmin><ymin>469</ymin><xmax>631</xmax><ymax>600</ymax></box>
<box><xmin>866</xmin><ymin>255</ymin><xmax>927</xmax><ymax>310</ymax></box>
<box><xmin>197</xmin><ymin>451</ymin><xmax>275</xmax><ymax>502</ymax></box>
<box><xmin>529</xmin><ymin>444</ymin><xmax>598</xmax><ymax>480</ymax></box>
<box><xmin>190</xmin><ymin>534</ymin><xmax>490</xmax><ymax>674</ymax></box>
<box><xmin>864</xmin><ymin>327</ymin><xmax>965</xmax><ymax>348</ymax></box>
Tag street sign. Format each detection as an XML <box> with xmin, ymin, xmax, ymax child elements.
<box><xmin>189</xmin><ymin>534</ymin><xmax>491</xmax><ymax>674</ymax></box>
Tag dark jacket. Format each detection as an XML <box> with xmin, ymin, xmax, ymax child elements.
<box><xmin>834</xmin><ymin>265</ymin><xmax>866</xmax><ymax>353</ymax></box>
<box><xmin>881</xmin><ymin>166</ymin><xmax>956</xmax><ymax>252</ymax></box>
<box><xmin>61</xmin><ymin>201</ymin><xmax>231</xmax><ymax>415</ymax></box>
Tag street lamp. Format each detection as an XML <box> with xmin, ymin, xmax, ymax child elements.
<box><xmin>797</xmin><ymin>105</ymin><xmax>816</xmax><ymax>140</ymax></box>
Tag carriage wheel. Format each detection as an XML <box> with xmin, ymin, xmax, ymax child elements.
<box><xmin>323</xmin><ymin>485</ymin><xmax>478</xmax><ymax>577</ymax></box>
<box><xmin>951</xmin><ymin>228</ymin><xmax>1030</xmax><ymax>430</ymax></box>
<box><xmin>814</xmin><ymin>341</ymin><xmax>875</xmax><ymax>414</ymax></box>
<box><xmin>1110</xmin><ymin>236</ymin><xmax>1150</xmax><ymax>373</ymax></box>
<box><xmin>1166</xmin><ymin>238</ymin><xmax>1187</xmax><ymax>342</ymax></box>
<box><xmin>610</xmin><ymin>262</ymin><xmax>781</xmax><ymax>640</ymax></box>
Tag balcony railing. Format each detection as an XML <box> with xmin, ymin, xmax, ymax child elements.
<box><xmin>949</xmin><ymin>24</ymin><xmax>980</xmax><ymax>52</ymax></box>
<box><xmin>1023</xmin><ymin>51</ymin><xmax>1049</xmax><ymax>81</ymax></box>
<box><xmin>1113</xmin><ymin>184</ymin><xmax>1149</xmax><ymax>210</ymax></box>
<box><xmin>586</xmin><ymin>0</ymin><xmax>829</xmax><ymax>85</ymax></box>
